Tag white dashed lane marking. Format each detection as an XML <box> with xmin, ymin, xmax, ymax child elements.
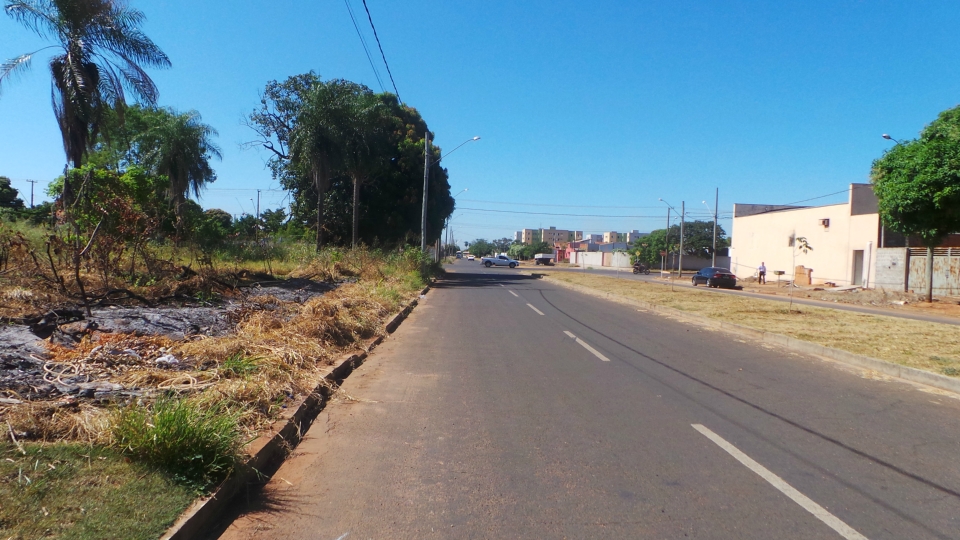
<box><xmin>527</xmin><ymin>303</ymin><xmax>545</xmax><ymax>316</ymax></box>
<box><xmin>562</xmin><ymin>331</ymin><xmax>611</xmax><ymax>362</ymax></box>
<box><xmin>509</xmin><ymin>290</ymin><xmax>519</xmax><ymax>297</ymax></box>
<box><xmin>692</xmin><ymin>424</ymin><xmax>868</xmax><ymax>540</ymax></box>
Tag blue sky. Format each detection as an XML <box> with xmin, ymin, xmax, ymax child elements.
<box><xmin>3</xmin><ymin>1</ymin><xmax>960</xmax><ymax>244</ymax></box>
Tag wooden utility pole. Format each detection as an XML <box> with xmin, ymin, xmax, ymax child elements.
<box><xmin>421</xmin><ymin>132</ymin><xmax>431</xmax><ymax>253</ymax></box>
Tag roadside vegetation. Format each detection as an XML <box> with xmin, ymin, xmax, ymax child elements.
<box><xmin>1</xmin><ymin>2</ymin><xmax>454</xmax><ymax>537</ymax></box>
<box><xmin>540</xmin><ymin>271</ymin><xmax>960</xmax><ymax>378</ymax></box>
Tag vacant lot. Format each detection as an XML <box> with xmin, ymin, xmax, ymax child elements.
<box><xmin>539</xmin><ymin>271</ymin><xmax>960</xmax><ymax>378</ymax></box>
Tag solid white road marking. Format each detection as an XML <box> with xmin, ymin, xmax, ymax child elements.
<box><xmin>527</xmin><ymin>303</ymin><xmax>545</xmax><ymax>315</ymax></box>
<box><xmin>509</xmin><ymin>290</ymin><xmax>519</xmax><ymax>297</ymax></box>
<box><xmin>692</xmin><ymin>424</ymin><xmax>868</xmax><ymax>540</ymax></box>
<box><xmin>562</xmin><ymin>331</ymin><xmax>610</xmax><ymax>361</ymax></box>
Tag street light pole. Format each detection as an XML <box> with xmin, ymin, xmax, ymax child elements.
<box><xmin>882</xmin><ymin>133</ymin><xmax>902</xmax><ymax>144</ymax></box>
<box><xmin>660</xmin><ymin>198</ymin><xmax>684</xmax><ymax>276</ymax></box>
<box><xmin>421</xmin><ymin>137</ymin><xmax>480</xmax><ymax>254</ymax></box>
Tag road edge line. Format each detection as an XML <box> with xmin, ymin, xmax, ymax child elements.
<box><xmin>541</xmin><ymin>276</ymin><xmax>960</xmax><ymax>396</ymax></box>
<box><xmin>160</xmin><ymin>284</ymin><xmax>431</xmax><ymax>540</ymax></box>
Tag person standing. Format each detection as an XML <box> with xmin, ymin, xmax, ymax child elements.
<box><xmin>758</xmin><ymin>262</ymin><xmax>767</xmax><ymax>284</ymax></box>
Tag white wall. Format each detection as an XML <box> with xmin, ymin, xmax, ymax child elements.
<box><xmin>730</xmin><ymin>203</ymin><xmax>879</xmax><ymax>286</ymax></box>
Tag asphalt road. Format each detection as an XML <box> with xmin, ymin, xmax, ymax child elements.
<box><xmin>217</xmin><ymin>260</ymin><xmax>960</xmax><ymax>539</ymax></box>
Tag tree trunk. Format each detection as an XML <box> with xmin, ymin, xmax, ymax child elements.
<box><xmin>352</xmin><ymin>175</ymin><xmax>359</xmax><ymax>249</ymax></box>
<box><xmin>926</xmin><ymin>245</ymin><xmax>934</xmax><ymax>303</ymax></box>
<box><xmin>312</xmin><ymin>162</ymin><xmax>332</xmax><ymax>252</ymax></box>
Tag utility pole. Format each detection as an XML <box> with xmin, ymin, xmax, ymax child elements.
<box><xmin>663</xmin><ymin>207</ymin><xmax>670</xmax><ymax>275</ymax></box>
<box><xmin>421</xmin><ymin>131</ymin><xmax>431</xmax><ymax>253</ymax></box>
<box><xmin>678</xmin><ymin>201</ymin><xmax>685</xmax><ymax>277</ymax></box>
<box><xmin>26</xmin><ymin>180</ymin><xmax>37</xmax><ymax>208</ymax></box>
<box><xmin>712</xmin><ymin>188</ymin><xmax>718</xmax><ymax>267</ymax></box>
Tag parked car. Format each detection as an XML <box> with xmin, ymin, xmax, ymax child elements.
<box><xmin>481</xmin><ymin>254</ymin><xmax>520</xmax><ymax>268</ymax></box>
<box><xmin>691</xmin><ymin>267</ymin><xmax>737</xmax><ymax>288</ymax></box>
<box><xmin>533</xmin><ymin>253</ymin><xmax>555</xmax><ymax>265</ymax></box>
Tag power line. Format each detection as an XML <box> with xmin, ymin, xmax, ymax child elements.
<box><xmin>360</xmin><ymin>0</ymin><xmax>402</xmax><ymax>103</ymax></box>
<box><xmin>457</xmin><ymin>207</ymin><xmax>723</xmax><ymax>219</ymax></box>
<box><xmin>782</xmin><ymin>189</ymin><xmax>850</xmax><ymax>206</ymax></box>
<box><xmin>343</xmin><ymin>0</ymin><xmax>385</xmax><ymax>92</ymax></box>
<box><xmin>459</xmin><ymin>198</ymin><xmax>669</xmax><ymax>209</ymax></box>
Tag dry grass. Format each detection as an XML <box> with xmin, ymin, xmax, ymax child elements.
<box><xmin>1</xmin><ymin>248</ymin><xmax>428</xmax><ymax>444</ymax></box>
<box><xmin>539</xmin><ymin>271</ymin><xmax>960</xmax><ymax>377</ymax></box>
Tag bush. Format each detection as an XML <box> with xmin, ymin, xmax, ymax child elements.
<box><xmin>112</xmin><ymin>398</ymin><xmax>241</xmax><ymax>490</ymax></box>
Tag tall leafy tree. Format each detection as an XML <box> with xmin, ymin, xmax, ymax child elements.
<box><xmin>871</xmin><ymin>105</ymin><xmax>960</xmax><ymax>302</ymax></box>
<box><xmin>248</xmin><ymin>74</ymin><xmax>453</xmax><ymax>249</ymax></box>
<box><xmin>1</xmin><ymin>0</ymin><xmax>170</xmax><ymax>207</ymax></box>
<box><xmin>0</xmin><ymin>176</ymin><xmax>25</xmax><ymax>208</ymax></box>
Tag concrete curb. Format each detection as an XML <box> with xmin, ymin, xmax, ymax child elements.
<box><xmin>542</xmin><ymin>276</ymin><xmax>960</xmax><ymax>395</ymax></box>
<box><xmin>160</xmin><ymin>285</ymin><xmax>430</xmax><ymax>540</ymax></box>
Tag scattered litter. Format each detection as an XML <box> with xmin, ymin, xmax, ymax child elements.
<box><xmin>0</xmin><ymin>397</ymin><xmax>23</xmax><ymax>405</ymax></box>
<box><xmin>155</xmin><ymin>354</ymin><xmax>179</xmax><ymax>365</ymax></box>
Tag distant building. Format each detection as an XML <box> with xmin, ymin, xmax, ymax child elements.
<box><xmin>624</xmin><ymin>230</ymin><xmax>648</xmax><ymax>244</ymax></box>
<box><xmin>514</xmin><ymin>231</ymin><xmax>522</xmax><ymax>242</ymax></box>
<box><xmin>603</xmin><ymin>231</ymin><xmax>619</xmax><ymax>243</ymax></box>
<box><xmin>519</xmin><ymin>226</ymin><xmax>583</xmax><ymax>245</ymax></box>
<box><xmin>584</xmin><ymin>233</ymin><xmax>604</xmax><ymax>243</ymax></box>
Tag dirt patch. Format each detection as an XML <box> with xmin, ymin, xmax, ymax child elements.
<box><xmin>0</xmin><ymin>278</ymin><xmax>339</xmax><ymax>404</ymax></box>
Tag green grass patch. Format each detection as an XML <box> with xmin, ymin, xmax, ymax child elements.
<box><xmin>112</xmin><ymin>398</ymin><xmax>242</xmax><ymax>490</ymax></box>
<box><xmin>221</xmin><ymin>352</ymin><xmax>262</xmax><ymax>378</ymax></box>
<box><xmin>0</xmin><ymin>442</ymin><xmax>194</xmax><ymax>539</ymax></box>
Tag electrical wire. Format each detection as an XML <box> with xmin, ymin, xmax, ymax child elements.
<box><xmin>782</xmin><ymin>189</ymin><xmax>850</xmax><ymax>206</ymax></box>
<box><xmin>360</xmin><ymin>0</ymin><xmax>402</xmax><ymax>103</ymax></box>
<box><xmin>458</xmin><ymin>207</ymin><xmax>706</xmax><ymax>218</ymax></box>
<box><xmin>459</xmin><ymin>198</ymin><xmax>669</xmax><ymax>209</ymax></box>
<box><xmin>344</xmin><ymin>0</ymin><xmax>385</xmax><ymax>92</ymax></box>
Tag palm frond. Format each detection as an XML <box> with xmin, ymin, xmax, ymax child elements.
<box><xmin>4</xmin><ymin>0</ymin><xmax>59</xmax><ymax>40</ymax></box>
<box><xmin>0</xmin><ymin>52</ymin><xmax>34</xmax><ymax>95</ymax></box>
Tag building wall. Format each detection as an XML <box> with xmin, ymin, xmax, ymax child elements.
<box><xmin>625</xmin><ymin>230</ymin><xmax>647</xmax><ymax>243</ymax></box>
<box><xmin>603</xmin><ymin>231</ymin><xmax>619</xmax><ymax>243</ymax></box>
<box><xmin>729</xmin><ymin>196</ymin><xmax>880</xmax><ymax>286</ymax></box>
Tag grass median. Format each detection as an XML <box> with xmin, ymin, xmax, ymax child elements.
<box><xmin>538</xmin><ymin>270</ymin><xmax>960</xmax><ymax>378</ymax></box>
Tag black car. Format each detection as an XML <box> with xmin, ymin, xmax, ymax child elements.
<box><xmin>691</xmin><ymin>267</ymin><xmax>737</xmax><ymax>288</ymax></box>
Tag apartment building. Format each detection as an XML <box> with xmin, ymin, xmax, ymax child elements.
<box><xmin>518</xmin><ymin>226</ymin><xmax>583</xmax><ymax>245</ymax></box>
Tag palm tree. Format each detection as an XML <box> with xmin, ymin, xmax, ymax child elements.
<box><xmin>289</xmin><ymin>79</ymin><xmax>356</xmax><ymax>251</ymax></box>
<box><xmin>1</xmin><ymin>0</ymin><xmax>170</xmax><ymax>205</ymax></box>
<box><xmin>137</xmin><ymin>107</ymin><xmax>221</xmax><ymax>237</ymax></box>
<box><xmin>340</xmin><ymin>89</ymin><xmax>394</xmax><ymax>248</ymax></box>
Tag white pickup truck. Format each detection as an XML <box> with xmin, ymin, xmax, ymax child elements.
<box><xmin>481</xmin><ymin>254</ymin><xmax>520</xmax><ymax>268</ymax></box>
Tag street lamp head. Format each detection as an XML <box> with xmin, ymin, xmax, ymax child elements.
<box><xmin>882</xmin><ymin>134</ymin><xmax>892</xmax><ymax>140</ymax></box>
<box><xmin>658</xmin><ymin>198</ymin><xmax>663</xmax><ymax>202</ymax></box>
<box><xmin>472</xmin><ymin>136</ymin><xmax>480</xmax><ymax>141</ymax></box>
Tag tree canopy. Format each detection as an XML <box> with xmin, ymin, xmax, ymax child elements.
<box><xmin>631</xmin><ymin>221</ymin><xmax>728</xmax><ymax>266</ymax></box>
<box><xmin>2</xmin><ymin>0</ymin><xmax>169</xmax><ymax>207</ymax></box>
<box><xmin>871</xmin><ymin>105</ymin><xmax>960</xmax><ymax>247</ymax></box>
<box><xmin>0</xmin><ymin>176</ymin><xmax>25</xmax><ymax>209</ymax></box>
<box><xmin>247</xmin><ymin>73</ymin><xmax>453</xmax><ymax>249</ymax></box>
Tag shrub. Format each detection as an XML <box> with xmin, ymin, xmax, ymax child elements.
<box><xmin>112</xmin><ymin>398</ymin><xmax>241</xmax><ymax>490</ymax></box>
